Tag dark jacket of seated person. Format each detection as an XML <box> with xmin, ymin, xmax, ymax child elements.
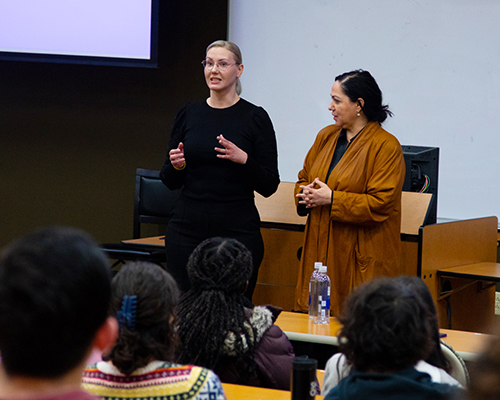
<box><xmin>324</xmin><ymin>277</ymin><xmax>465</xmax><ymax>400</ymax></box>
<box><xmin>177</xmin><ymin>237</ymin><xmax>295</xmax><ymax>390</ymax></box>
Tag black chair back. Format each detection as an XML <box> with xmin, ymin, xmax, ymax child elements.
<box><xmin>133</xmin><ymin>168</ymin><xmax>181</xmax><ymax>238</ymax></box>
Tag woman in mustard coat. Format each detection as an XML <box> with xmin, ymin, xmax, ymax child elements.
<box><xmin>295</xmin><ymin>70</ymin><xmax>405</xmax><ymax>315</ymax></box>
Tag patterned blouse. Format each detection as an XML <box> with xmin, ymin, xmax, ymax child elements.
<box><xmin>82</xmin><ymin>360</ymin><xmax>225</xmax><ymax>400</ymax></box>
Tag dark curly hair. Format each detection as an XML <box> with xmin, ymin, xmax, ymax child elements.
<box><xmin>335</xmin><ymin>69</ymin><xmax>393</xmax><ymax>123</ymax></box>
<box><xmin>104</xmin><ymin>261</ymin><xmax>179</xmax><ymax>375</ymax></box>
<box><xmin>338</xmin><ymin>277</ymin><xmax>434</xmax><ymax>372</ymax></box>
<box><xmin>394</xmin><ymin>276</ymin><xmax>451</xmax><ymax>373</ymax></box>
<box><xmin>176</xmin><ymin>237</ymin><xmax>257</xmax><ymax>382</ymax></box>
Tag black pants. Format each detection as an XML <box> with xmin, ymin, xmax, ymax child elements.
<box><xmin>165</xmin><ymin>196</ymin><xmax>264</xmax><ymax>300</ymax></box>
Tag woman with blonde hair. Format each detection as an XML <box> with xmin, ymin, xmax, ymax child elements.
<box><xmin>161</xmin><ymin>40</ymin><xmax>279</xmax><ymax>300</ymax></box>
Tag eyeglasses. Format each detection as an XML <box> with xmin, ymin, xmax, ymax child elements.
<box><xmin>201</xmin><ymin>60</ymin><xmax>238</xmax><ymax>72</ymax></box>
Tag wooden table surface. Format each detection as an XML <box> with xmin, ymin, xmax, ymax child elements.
<box><xmin>122</xmin><ymin>235</ymin><xmax>165</xmax><ymax>247</ymax></box>
<box><xmin>222</xmin><ymin>383</ymin><xmax>323</xmax><ymax>400</ymax></box>
<box><xmin>276</xmin><ymin>311</ymin><xmax>492</xmax><ymax>361</ymax></box>
<box><xmin>438</xmin><ymin>262</ymin><xmax>500</xmax><ymax>283</ymax></box>
<box><xmin>276</xmin><ymin>311</ymin><xmax>342</xmax><ymax>345</ymax></box>
<box><xmin>440</xmin><ymin>328</ymin><xmax>492</xmax><ymax>361</ymax></box>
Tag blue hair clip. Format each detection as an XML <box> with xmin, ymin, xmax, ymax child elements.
<box><xmin>116</xmin><ymin>295</ymin><xmax>137</xmax><ymax>332</ymax></box>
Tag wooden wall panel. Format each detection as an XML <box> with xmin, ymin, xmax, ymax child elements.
<box><xmin>420</xmin><ymin>217</ymin><xmax>498</xmax><ymax>332</ymax></box>
<box><xmin>254</xmin><ymin>229</ymin><xmax>304</xmax><ymax>309</ymax></box>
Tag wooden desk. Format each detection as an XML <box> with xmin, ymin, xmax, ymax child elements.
<box><xmin>440</xmin><ymin>328</ymin><xmax>492</xmax><ymax>362</ymax></box>
<box><xmin>254</xmin><ymin>182</ymin><xmax>307</xmax><ymax>231</ymax></box>
<box><xmin>276</xmin><ymin>311</ymin><xmax>342</xmax><ymax>345</ymax></box>
<box><xmin>254</xmin><ymin>187</ymin><xmax>433</xmax><ymax>309</ymax></box>
<box><xmin>122</xmin><ymin>236</ymin><xmax>165</xmax><ymax>247</ymax></box>
<box><xmin>222</xmin><ymin>383</ymin><xmax>324</xmax><ymax>400</ymax></box>
<box><xmin>276</xmin><ymin>311</ymin><xmax>490</xmax><ymax>362</ymax></box>
<box><xmin>419</xmin><ymin>217</ymin><xmax>498</xmax><ymax>331</ymax></box>
<box><xmin>438</xmin><ymin>262</ymin><xmax>500</xmax><ymax>283</ymax></box>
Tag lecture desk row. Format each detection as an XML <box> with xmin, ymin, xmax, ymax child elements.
<box><xmin>220</xmin><ymin>312</ymin><xmax>491</xmax><ymax>400</ymax></box>
<box><xmin>120</xmin><ymin>236</ymin><xmax>493</xmax><ymax>400</ymax></box>
<box><xmin>275</xmin><ymin>311</ymin><xmax>491</xmax><ymax>362</ymax></box>
<box><xmin>121</xmin><ymin>236</ymin><xmax>493</xmax><ymax>362</ymax></box>
<box><xmin>221</xmin><ymin>311</ymin><xmax>490</xmax><ymax>400</ymax></box>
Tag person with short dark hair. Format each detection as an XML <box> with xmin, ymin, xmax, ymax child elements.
<box><xmin>0</xmin><ymin>226</ymin><xmax>117</xmax><ymax>400</ymax></box>
<box><xmin>82</xmin><ymin>261</ymin><xmax>225</xmax><ymax>400</ymax></box>
<box><xmin>177</xmin><ymin>237</ymin><xmax>295</xmax><ymax>390</ymax></box>
<box><xmin>295</xmin><ymin>69</ymin><xmax>405</xmax><ymax>316</ymax></box>
<box><xmin>324</xmin><ymin>277</ymin><xmax>464</xmax><ymax>400</ymax></box>
<box><xmin>393</xmin><ymin>276</ymin><xmax>452</xmax><ymax>373</ymax></box>
<box><xmin>321</xmin><ymin>276</ymin><xmax>462</xmax><ymax>395</ymax></box>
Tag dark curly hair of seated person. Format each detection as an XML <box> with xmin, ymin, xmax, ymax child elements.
<box><xmin>394</xmin><ymin>275</ymin><xmax>451</xmax><ymax>373</ymax></box>
<box><xmin>103</xmin><ymin>261</ymin><xmax>180</xmax><ymax>375</ymax></box>
<box><xmin>337</xmin><ymin>277</ymin><xmax>435</xmax><ymax>373</ymax></box>
<box><xmin>176</xmin><ymin>237</ymin><xmax>258</xmax><ymax>382</ymax></box>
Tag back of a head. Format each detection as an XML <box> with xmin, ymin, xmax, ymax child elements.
<box><xmin>186</xmin><ymin>237</ymin><xmax>252</xmax><ymax>293</ymax></box>
<box><xmin>394</xmin><ymin>276</ymin><xmax>451</xmax><ymax>372</ymax></box>
<box><xmin>0</xmin><ymin>226</ymin><xmax>111</xmax><ymax>379</ymax></box>
<box><xmin>177</xmin><ymin>237</ymin><xmax>254</xmax><ymax>373</ymax></box>
<box><xmin>338</xmin><ymin>277</ymin><xmax>434</xmax><ymax>372</ymax></box>
<box><xmin>105</xmin><ymin>261</ymin><xmax>179</xmax><ymax>375</ymax></box>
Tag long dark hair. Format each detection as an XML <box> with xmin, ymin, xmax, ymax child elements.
<box><xmin>335</xmin><ymin>69</ymin><xmax>392</xmax><ymax>123</ymax></box>
<box><xmin>104</xmin><ymin>262</ymin><xmax>179</xmax><ymax>375</ymax></box>
<box><xmin>176</xmin><ymin>237</ymin><xmax>257</xmax><ymax>381</ymax></box>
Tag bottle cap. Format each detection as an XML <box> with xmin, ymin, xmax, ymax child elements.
<box><xmin>314</xmin><ymin>262</ymin><xmax>322</xmax><ymax>269</ymax></box>
<box><xmin>320</xmin><ymin>265</ymin><xmax>327</xmax><ymax>273</ymax></box>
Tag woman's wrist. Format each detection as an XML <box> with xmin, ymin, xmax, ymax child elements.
<box><xmin>173</xmin><ymin>162</ymin><xmax>186</xmax><ymax>171</ymax></box>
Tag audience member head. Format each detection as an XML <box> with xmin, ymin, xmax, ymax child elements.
<box><xmin>177</xmin><ymin>237</ymin><xmax>255</xmax><ymax>375</ymax></box>
<box><xmin>338</xmin><ymin>277</ymin><xmax>434</xmax><ymax>373</ymax></box>
<box><xmin>467</xmin><ymin>332</ymin><xmax>500</xmax><ymax>400</ymax></box>
<box><xmin>394</xmin><ymin>276</ymin><xmax>451</xmax><ymax>372</ymax></box>
<box><xmin>104</xmin><ymin>261</ymin><xmax>180</xmax><ymax>375</ymax></box>
<box><xmin>0</xmin><ymin>226</ymin><xmax>113</xmax><ymax>379</ymax></box>
<box><xmin>335</xmin><ymin>69</ymin><xmax>392</xmax><ymax>123</ymax></box>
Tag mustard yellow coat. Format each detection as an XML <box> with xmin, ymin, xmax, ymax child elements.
<box><xmin>294</xmin><ymin>122</ymin><xmax>405</xmax><ymax>316</ymax></box>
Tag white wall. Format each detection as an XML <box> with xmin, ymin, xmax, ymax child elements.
<box><xmin>229</xmin><ymin>0</ymin><xmax>500</xmax><ymax>221</ymax></box>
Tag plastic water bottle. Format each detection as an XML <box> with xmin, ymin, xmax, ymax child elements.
<box><xmin>308</xmin><ymin>262</ymin><xmax>322</xmax><ymax>319</ymax></box>
<box><xmin>314</xmin><ymin>265</ymin><xmax>330</xmax><ymax>324</ymax></box>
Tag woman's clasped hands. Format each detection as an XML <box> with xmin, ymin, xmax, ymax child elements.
<box><xmin>297</xmin><ymin>177</ymin><xmax>333</xmax><ymax>208</ymax></box>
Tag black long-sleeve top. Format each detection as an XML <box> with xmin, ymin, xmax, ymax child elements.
<box><xmin>160</xmin><ymin>99</ymin><xmax>280</xmax><ymax>204</ymax></box>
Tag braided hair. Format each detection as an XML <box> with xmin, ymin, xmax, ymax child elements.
<box><xmin>176</xmin><ymin>237</ymin><xmax>257</xmax><ymax>382</ymax></box>
<box><xmin>104</xmin><ymin>261</ymin><xmax>179</xmax><ymax>375</ymax></box>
